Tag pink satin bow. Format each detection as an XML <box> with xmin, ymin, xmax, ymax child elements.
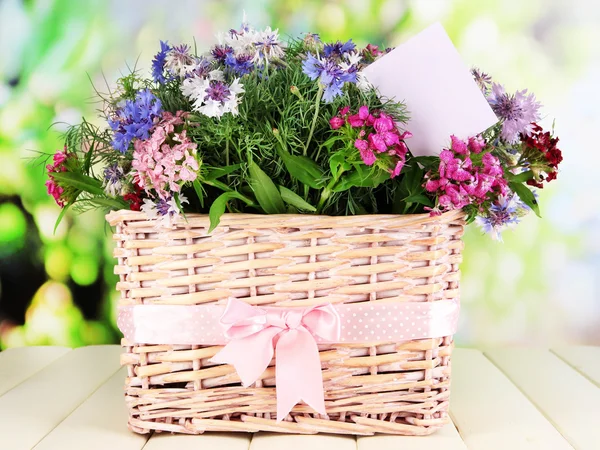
<box><xmin>210</xmin><ymin>298</ymin><xmax>341</xmax><ymax>421</ymax></box>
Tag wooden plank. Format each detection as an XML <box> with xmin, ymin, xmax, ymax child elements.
<box><xmin>250</xmin><ymin>433</ymin><xmax>356</xmax><ymax>450</ymax></box>
<box><xmin>450</xmin><ymin>348</ymin><xmax>571</xmax><ymax>450</ymax></box>
<box><xmin>0</xmin><ymin>345</ymin><xmax>122</xmax><ymax>450</ymax></box>
<box><xmin>551</xmin><ymin>346</ymin><xmax>600</xmax><ymax>387</ymax></box>
<box><xmin>144</xmin><ymin>433</ymin><xmax>251</xmax><ymax>450</ymax></box>
<box><xmin>0</xmin><ymin>346</ymin><xmax>71</xmax><ymax>397</ymax></box>
<box><xmin>358</xmin><ymin>423</ymin><xmax>467</xmax><ymax>450</ymax></box>
<box><xmin>33</xmin><ymin>367</ymin><xmax>148</xmax><ymax>450</ymax></box>
<box><xmin>486</xmin><ymin>348</ymin><xmax>600</xmax><ymax>450</ymax></box>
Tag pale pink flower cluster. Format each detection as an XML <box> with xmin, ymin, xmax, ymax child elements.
<box><xmin>132</xmin><ymin>112</ymin><xmax>199</xmax><ymax>199</ymax></box>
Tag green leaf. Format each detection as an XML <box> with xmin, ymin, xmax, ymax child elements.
<box><xmin>507</xmin><ymin>170</ymin><xmax>534</xmax><ymax>184</ymax></box>
<box><xmin>276</xmin><ymin>145</ymin><xmax>324</xmax><ymax>189</ymax></box>
<box><xmin>53</xmin><ymin>202</ymin><xmax>72</xmax><ymax>234</ymax></box>
<box><xmin>247</xmin><ymin>163</ymin><xmax>286</xmax><ymax>214</ymax></box>
<box><xmin>205</xmin><ymin>164</ymin><xmax>242</xmax><ymax>181</ymax></box>
<box><xmin>279</xmin><ymin>186</ymin><xmax>316</xmax><ymax>212</ymax></box>
<box><xmin>51</xmin><ymin>172</ymin><xmax>104</xmax><ymax>196</ymax></box>
<box><xmin>208</xmin><ymin>191</ymin><xmax>249</xmax><ymax>232</ymax></box>
<box><xmin>329</xmin><ymin>151</ymin><xmax>351</xmax><ymax>179</ymax></box>
<box><xmin>333</xmin><ymin>165</ymin><xmax>389</xmax><ymax>192</ymax></box>
<box><xmin>509</xmin><ymin>181</ymin><xmax>541</xmax><ymax>218</ymax></box>
<box><xmin>411</xmin><ymin>156</ymin><xmax>439</xmax><ymax>170</ymax></box>
<box><xmin>402</xmin><ymin>193</ymin><xmax>433</xmax><ymax>207</ymax></box>
<box><xmin>193</xmin><ymin>179</ymin><xmax>205</xmax><ymax>208</ymax></box>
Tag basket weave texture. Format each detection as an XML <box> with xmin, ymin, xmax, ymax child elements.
<box><xmin>107</xmin><ymin>209</ymin><xmax>465</xmax><ymax>436</ymax></box>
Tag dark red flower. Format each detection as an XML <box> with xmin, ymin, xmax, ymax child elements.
<box><xmin>123</xmin><ymin>183</ymin><xmax>144</xmax><ymax>211</ymax></box>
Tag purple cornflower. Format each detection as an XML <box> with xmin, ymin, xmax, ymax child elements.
<box><xmin>152</xmin><ymin>41</ymin><xmax>171</xmax><ymax>84</ymax></box>
<box><xmin>165</xmin><ymin>44</ymin><xmax>197</xmax><ymax>77</ymax></box>
<box><xmin>302</xmin><ymin>53</ymin><xmax>357</xmax><ymax>102</ymax></box>
<box><xmin>225</xmin><ymin>53</ymin><xmax>254</xmax><ymax>75</ymax></box>
<box><xmin>205</xmin><ymin>81</ymin><xmax>231</xmax><ymax>102</ymax></box>
<box><xmin>211</xmin><ymin>44</ymin><xmax>234</xmax><ymax>63</ymax></box>
<box><xmin>103</xmin><ymin>163</ymin><xmax>124</xmax><ymax>197</ymax></box>
<box><xmin>108</xmin><ymin>89</ymin><xmax>162</xmax><ymax>153</ymax></box>
<box><xmin>471</xmin><ymin>67</ymin><xmax>492</xmax><ymax>94</ymax></box>
<box><xmin>190</xmin><ymin>57</ymin><xmax>213</xmax><ymax>78</ymax></box>
<box><xmin>475</xmin><ymin>194</ymin><xmax>523</xmax><ymax>241</ymax></box>
<box><xmin>323</xmin><ymin>39</ymin><xmax>355</xmax><ymax>58</ymax></box>
<box><xmin>487</xmin><ymin>83</ymin><xmax>541</xmax><ymax>144</ymax></box>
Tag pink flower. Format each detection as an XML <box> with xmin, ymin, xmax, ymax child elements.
<box><xmin>373</xmin><ymin>113</ymin><xmax>394</xmax><ymax>133</ymax></box>
<box><xmin>390</xmin><ymin>159</ymin><xmax>405</xmax><ymax>178</ymax></box>
<box><xmin>354</xmin><ymin>139</ymin><xmax>368</xmax><ymax>152</ymax></box>
<box><xmin>468</xmin><ymin>135</ymin><xmax>485</xmax><ymax>153</ymax></box>
<box><xmin>339</xmin><ymin>106</ymin><xmax>350</xmax><ymax>116</ymax></box>
<box><xmin>450</xmin><ymin>135</ymin><xmax>469</xmax><ymax>155</ymax></box>
<box><xmin>368</xmin><ymin>133</ymin><xmax>388</xmax><ymax>153</ymax></box>
<box><xmin>45</xmin><ymin>146</ymin><xmax>72</xmax><ymax>208</ymax></box>
<box><xmin>359</xmin><ymin>147</ymin><xmax>376</xmax><ymax>166</ymax></box>
<box><xmin>348</xmin><ymin>105</ymin><xmax>370</xmax><ymax>127</ymax></box>
<box><xmin>329</xmin><ymin>116</ymin><xmax>345</xmax><ymax>129</ymax></box>
<box><xmin>132</xmin><ymin>112</ymin><xmax>199</xmax><ymax>199</ymax></box>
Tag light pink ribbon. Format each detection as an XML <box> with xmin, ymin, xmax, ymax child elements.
<box><xmin>209</xmin><ymin>299</ymin><xmax>340</xmax><ymax>421</ymax></box>
<box><xmin>117</xmin><ymin>299</ymin><xmax>459</xmax><ymax>420</ymax></box>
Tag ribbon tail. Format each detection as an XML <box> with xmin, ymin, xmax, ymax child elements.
<box><xmin>210</xmin><ymin>327</ymin><xmax>280</xmax><ymax>387</ymax></box>
<box><xmin>275</xmin><ymin>328</ymin><xmax>326</xmax><ymax>421</ymax></box>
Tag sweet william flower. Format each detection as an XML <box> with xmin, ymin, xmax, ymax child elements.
<box><xmin>329</xmin><ymin>116</ymin><xmax>345</xmax><ymax>129</ymax></box>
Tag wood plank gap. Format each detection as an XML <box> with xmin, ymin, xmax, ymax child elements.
<box><xmin>0</xmin><ymin>346</ymin><xmax>71</xmax><ymax>397</ymax></box>
<box><xmin>550</xmin><ymin>346</ymin><xmax>600</xmax><ymax>388</ymax></box>
<box><xmin>483</xmin><ymin>349</ymin><xmax>597</xmax><ymax>450</ymax></box>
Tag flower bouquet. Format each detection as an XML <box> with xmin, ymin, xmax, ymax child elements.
<box><xmin>44</xmin><ymin>19</ymin><xmax>562</xmax><ymax>435</ymax></box>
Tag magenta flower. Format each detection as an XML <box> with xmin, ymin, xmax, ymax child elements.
<box><xmin>347</xmin><ymin>105</ymin><xmax>370</xmax><ymax>127</ymax></box>
<box><xmin>329</xmin><ymin>116</ymin><xmax>345</xmax><ymax>129</ymax></box>
<box><xmin>45</xmin><ymin>146</ymin><xmax>71</xmax><ymax>208</ymax></box>
<box><xmin>424</xmin><ymin>134</ymin><xmax>506</xmax><ymax>213</ymax></box>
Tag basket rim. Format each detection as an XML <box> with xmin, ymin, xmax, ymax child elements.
<box><xmin>106</xmin><ymin>208</ymin><xmax>466</xmax><ymax>228</ymax></box>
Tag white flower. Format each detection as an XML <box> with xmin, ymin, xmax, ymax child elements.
<box><xmin>252</xmin><ymin>27</ymin><xmax>285</xmax><ymax>64</ymax></box>
<box><xmin>103</xmin><ymin>179</ymin><xmax>122</xmax><ymax>198</ymax></box>
<box><xmin>356</xmin><ymin>72</ymin><xmax>374</xmax><ymax>92</ymax></box>
<box><xmin>181</xmin><ymin>76</ymin><xmax>209</xmax><ymax>100</ymax></box>
<box><xmin>181</xmin><ymin>74</ymin><xmax>244</xmax><ymax>119</ymax></box>
<box><xmin>142</xmin><ymin>194</ymin><xmax>188</xmax><ymax>227</ymax></box>
<box><xmin>343</xmin><ymin>51</ymin><xmax>362</xmax><ymax>67</ymax></box>
<box><xmin>164</xmin><ymin>44</ymin><xmax>198</xmax><ymax>78</ymax></box>
<box><xmin>102</xmin><ymin>163</ymin><xmax>124</xmax><ymax>198</ymax></box>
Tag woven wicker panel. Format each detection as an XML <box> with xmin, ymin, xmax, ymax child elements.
<box><xmin>107</xmin><ymin>209</ymin><xmax>465</xmax><ymax>435</ymax></box>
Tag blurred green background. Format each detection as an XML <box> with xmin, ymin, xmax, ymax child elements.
<box><xmin>0</xmin><ymin>0</ymin><xmax>598</xmax><ymax>348</ymax></box>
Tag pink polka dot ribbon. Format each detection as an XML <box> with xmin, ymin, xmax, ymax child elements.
<box><xmin>117</xmin><ymin>299</ymin><xmax>459</xmax><ymax>346</ymax></box>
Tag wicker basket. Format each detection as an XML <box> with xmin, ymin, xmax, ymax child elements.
<box><xmin>107</xmin><ymin>209</ymin><xmax>465</xmax><ymax>436</ymax></box>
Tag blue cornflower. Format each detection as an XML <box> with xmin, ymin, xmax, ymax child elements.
<box><xmin>475</xmin><ymin>195</ymin><xmax>523</xmax><ymax>241</ymax></box>
<box><xmin>323</xmin><ymin>39</ymin><xmax>355</xmax><ymax>58</ymax></box>
<box><xmin>302</xmin><ymin>53</ymin><xmax>357</xmax><ymax>102</ymax></box>
<box><xmin>225</xmin><ymin>53</ymin><xmax>254</xmax><ymax>76</ymax></box>
<box><xmin>152</xmin><ymin>41</ymin><xmax>171</xmax><ymax>84</ymax></box>
<box><xmin>109</xmin><ymin>89</ymin><xmax>162</xmax><ymax>153</ymax></box>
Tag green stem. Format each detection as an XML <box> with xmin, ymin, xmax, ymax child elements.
<box><xmin>316</xmin><ymin>169</ymin><xmax>344</xmax><ymax>213</ymax></box>
<box><xmin>304</xmin><ymin>85</ymin><xmax>323</xmax><ymax>156</ymax></box>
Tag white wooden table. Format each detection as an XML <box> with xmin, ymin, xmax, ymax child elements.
<box><xmin>0</xmin><ymin>346</ymin><xmax>598</xmax><ymax>450</ymax></box>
